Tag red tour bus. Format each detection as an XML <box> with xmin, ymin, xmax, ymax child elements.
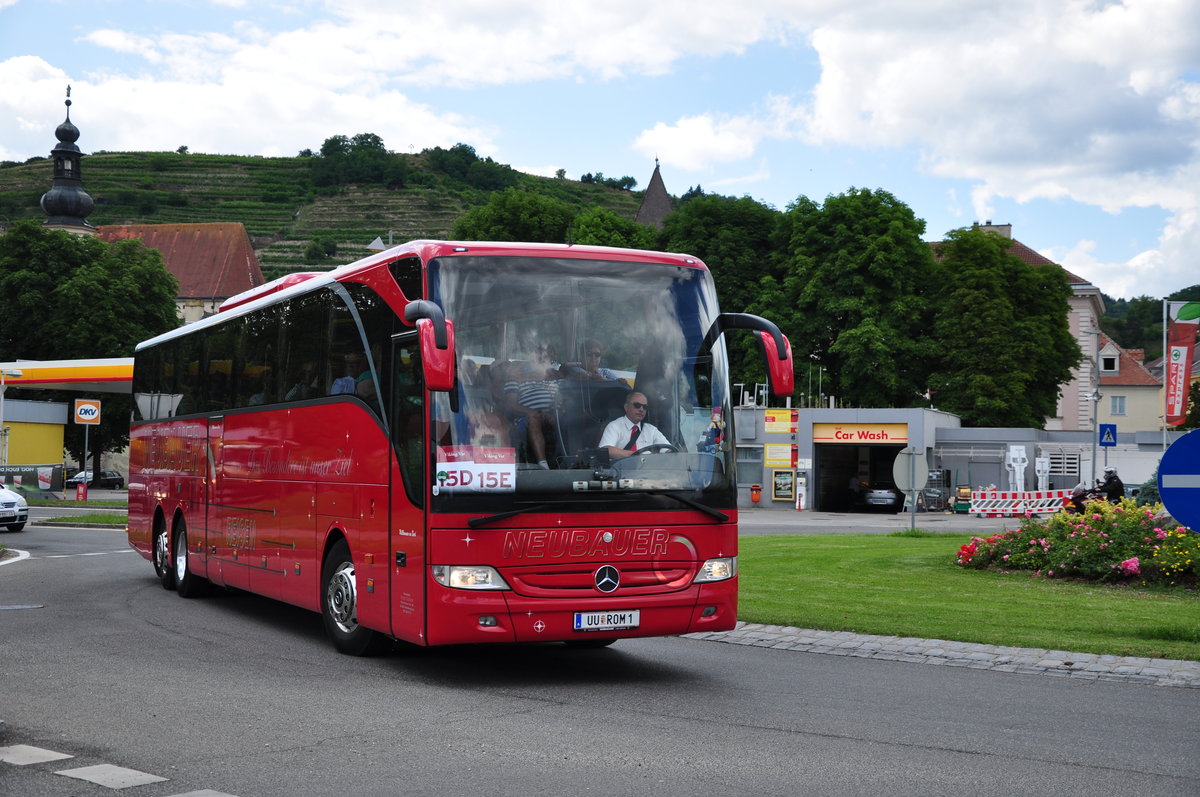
<box><xmin>127</xmin><ymin>241</ymin><xmax>793</xmax><ymax>654</ymax></box>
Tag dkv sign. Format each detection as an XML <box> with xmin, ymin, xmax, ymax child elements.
<box><xmin>74</xmin><ymin>399</ymin><xmax>101</xmax><ymax>425</ymax></box>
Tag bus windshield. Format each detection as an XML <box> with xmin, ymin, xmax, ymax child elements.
<box><xmin>427</xmin><ymin>254</ymin><xmax>734</xmax><ymax>514</ymax></box>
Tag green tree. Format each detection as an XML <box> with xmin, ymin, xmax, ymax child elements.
<box><xmin>425</xmin><ymin>143</ymin><xmax>517</xmax><ymax>191</ymax></box>
<box><xmin>451</xmin><ymin>188</ymin><xmax>574</xmax><ymax>242</ymax></box>
<box><xmin>1101</xmin><ymin>294</ymin><xmax>1164</xmax><ymax>360</ymax></box>
<box><xmin>658</xmin><ymin>193</ymin><xmax>782</xmax><ymax>317</ymax></box>
<box><xmin>750</xmin><ymin>188</ymin><xmax>934</xmax><ymax>408</ymax></box>
<box><xmin>1181</xmin><ymin>381</ymin><xmax>1200</xmax><ymax>430</ymax></box>
<box><xmin>569</xmin><ymin>207</ymin><xmax>656</xmax><ymax>249</ymax></box>
<box><xmin>0</xmin><ymin>221</ymin><xmax>180</xmax><ymax>471</ymax></box>
<box><xmin>927</xmin><ymin>227</ymin><xmax>1081</xmax><ymax>427</ymax></box>
<box><xmin>303</xmin><ymin>236</ymin><xmax>339</xmax><ymax>261</ymax></box>
<box><xmin>657</xmin><ymin>193</ymin><xmax>783</xmax><ymax>387</ymax></box>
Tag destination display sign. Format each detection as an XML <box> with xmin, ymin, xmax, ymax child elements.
<box><xmin>434</xmin><ymin>446</ymin><xmax>516</xmax><ymax>493</ymax></box>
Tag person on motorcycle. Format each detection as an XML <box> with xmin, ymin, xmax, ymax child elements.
<box><xmin>1098</xmin><ymin>466</ymin><xmax>1125</xmax><ymax>503</ymax></box>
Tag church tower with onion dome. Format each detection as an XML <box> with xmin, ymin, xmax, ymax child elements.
<box><xmin>40</xmin><ymin>85</ymin><xmax>97</xmax><ymax>235</ymax></box>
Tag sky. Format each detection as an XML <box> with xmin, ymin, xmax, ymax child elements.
<box><xmin>2</xmin><ymin>0</ymin><xmax>1199</xmax><ymax>301</ymax></box>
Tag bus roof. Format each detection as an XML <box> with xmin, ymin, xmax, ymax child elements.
<box><xmin>146</xmin><ymin>240</ymin><xmax>708</xmax><ymax>351</ymax></box>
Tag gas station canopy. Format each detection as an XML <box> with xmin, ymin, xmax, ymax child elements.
<box><xmin>0</xmin><ymin>358</ymin><xmax>133</xmax><ymax>394</ymax></box>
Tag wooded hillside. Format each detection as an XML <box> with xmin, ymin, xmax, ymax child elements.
<box><xmin>0</xmin><ymin>146</ymin><xmax>644</xmax><ymax>282</ymax></box>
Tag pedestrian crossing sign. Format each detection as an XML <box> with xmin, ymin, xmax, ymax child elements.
<box><xmin>1099</xmin><ymin>424</ymin><xmax>1117</xmax><ymax>447</ymax></box>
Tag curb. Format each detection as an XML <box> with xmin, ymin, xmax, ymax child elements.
<box><xmin>687</xmin><ymin>622</ymin><xmax>1200</xmax><ymax>688</ymax></box>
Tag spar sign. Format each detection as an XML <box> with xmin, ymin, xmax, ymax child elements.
<box><xmin>1165</xmin><ymin>301</ymin><xmax>1200</xmax><ymax>426</ymax></box>
<box><xmin>74</xmin><ymin>399</ymin><xmax>101</xmax><ymax>425</ymax></box>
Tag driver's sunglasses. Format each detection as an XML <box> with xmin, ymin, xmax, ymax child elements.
<box><xmin>629</xmin><ymin>402</ymin><xmax>647</xmax><ymax>409</ymax></box>
<box><xmin>586</xmin><ymin>351</ymin><xmax>601</xmax><ymax>357</ymax></box>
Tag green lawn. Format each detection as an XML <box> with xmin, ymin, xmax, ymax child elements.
<box><xmin>40</xmin><ymin>512</ymin><xmax>129</xmax><ymax>526</ymax></box>
<box><xmin>739</xmin><ymin>533</ymin><xmax>1200</xmax><ymax>661</ymax></box>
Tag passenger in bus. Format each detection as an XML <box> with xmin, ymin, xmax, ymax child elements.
<box><xmin>599</xmin><ymin>391</ymin><xmax>670</xmax><ymax>460</ymax></box>
<box><xmin>464</xmin><ymin>363</ymin><xmax>510</xmax><ymax>448</ymax></box>
<box><xmin>285</xmin><ymin>362</ymin><xmax>319</xmax><ymax>401</ymax></box>
<box><xmin>567</xmin><ymin>338</ymin><xmax>619</xmax><ymax>382</ymax></box>
<box><xmin>504</xmin><ymin>344</ymin><xmax>564</xmax><ymax>469</ymax></box>
<box><xmin>355</xmin><ymin>345</ymin><xmax>382</xmax><ymax>404</ymax></box>
<box><xmin>331</xmin><ymin>352</ymin><xmax>363</xmax><ymax>395</ymax></box>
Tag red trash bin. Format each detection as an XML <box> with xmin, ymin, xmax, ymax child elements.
<box><xmin>750</xmin><ymin>484</ymin><xmax>762</xmax><ymax>503</ymax></box>
<box><xmin>75</xmin><ymin>482</ymin><xmax>87</xmax><ymax>501</ymax></box>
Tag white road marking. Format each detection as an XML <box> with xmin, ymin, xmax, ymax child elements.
<box><xmin>56</xmin><ymin>763</ymin><xmax>168</xmax><ymax>788</ymax></box>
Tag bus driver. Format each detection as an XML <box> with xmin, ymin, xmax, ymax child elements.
<box><xmin>599</xmin><ymin>391</ymin><xmax>670</xmax><ymax>460</ymax></box>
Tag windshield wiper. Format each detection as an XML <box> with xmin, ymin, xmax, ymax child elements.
<box><xmin>468</xmin><ymin>503</ymin><xmax>553</xmax><ymax>529</ymax></box>
<box><xmin>647</xmin><ymin>491</ymin><xmax>729</xmax><ymax>522</ymax></box>
<box><xmin>467</xmin><ymin>492</ymin><xmax>728</xmax><ymax>528</ymax></box>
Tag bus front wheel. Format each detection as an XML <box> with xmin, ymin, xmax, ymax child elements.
<box><xmin>321</xmin><ymin>539</ymin><xmax>390</xmax><ymax>656</ymax></box>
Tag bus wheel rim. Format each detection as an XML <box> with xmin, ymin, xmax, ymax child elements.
<box><xmin>154</xmin><ymin>531</ymin><xmax>169</xmax><ymax>571</ymax></box>
<box><xmin>327</xmin><ymin>562</ymin><xmax>358</xmax><ymax>632</ymax></box>
<box><xmin>174</xmin><ymin>533</ymin><xmax>187</xmax><ymax>582</ymax></box>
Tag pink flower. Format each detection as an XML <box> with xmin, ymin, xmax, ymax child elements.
<box><xmin>1118</xmin><ymin>557</ymin><xmax>1140</xmax><ymax>576</ymax></box>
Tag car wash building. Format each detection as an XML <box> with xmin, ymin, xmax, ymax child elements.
<box><xmin>734</xmin><ymin>406</ymin><xmax>1179</xmax><ymax>511</ymax></box>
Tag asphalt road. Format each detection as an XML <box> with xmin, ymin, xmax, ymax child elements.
<box><xmin>1</xmin><ymin>525</ymin><xmax>1196</xmax><ymax>796</ymax></box>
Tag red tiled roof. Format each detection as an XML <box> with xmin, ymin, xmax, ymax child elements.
<box><xmin>1100</xmin><ymin>333</ymin><xmax>1161</xmax><ymax>387</ymax></box>
<box><xmin>1000</xmin><ymin>239</ymin><xmax>1092</xmax><ymax>284</ymax></box>
<box><xmin>97</xmin><ymin>222</ymin><xmax>264</xmax><ymax>300</ymax></box>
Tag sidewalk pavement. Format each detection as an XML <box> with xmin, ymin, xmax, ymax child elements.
<box><xmin>726</xmin><ymin>509</ymin><xmax>1200</xmax><ymax>683</ymax></box>
<box><xmin>687</xmin><ymin>623</ymin><xmax>1200</xmax><ymax>688</ymax></box>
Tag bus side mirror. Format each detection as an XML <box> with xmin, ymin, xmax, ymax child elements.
<box><xmin>756</xmin><ymin>329</ymin><xmax>794</xmax><ymax>396</ymax></box>
<box><xmin>417</xmin><ymin>318</ymin><xmax>455</xmax><ymax>392</ymax></box>
<box><xmin>404</xmin><ymin>300</ymin><xmax>456</xmax><ymax>392</ymax></box>
<box><xmin>706</xmin><ymin>313</ymin><xmax>794</xmax><ymax>397</ymax></box>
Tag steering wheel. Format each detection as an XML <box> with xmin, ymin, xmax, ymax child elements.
<box><xmin>631</xmin><ymin>443</ymin><xmax>678</xmax><ymax>455</ymax></box>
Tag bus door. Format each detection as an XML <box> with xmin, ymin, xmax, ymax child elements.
<box><xmin>206</xmin><ymin>414</ymin><xmax>247</xmax><ymax>591</ymax></box>
<box><xmin>387</xmin><ymin>332</ymin><xmax>427</xmax><ymax>643</ymax></box>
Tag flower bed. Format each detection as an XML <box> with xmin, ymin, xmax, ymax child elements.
<box><xmin>956</xmin><ymin>498</ymin><xmax>1197</xmax><ymax>586</ymax></box>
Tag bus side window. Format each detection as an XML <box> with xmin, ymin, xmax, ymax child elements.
<box><xmin>280</xmin><ymin>292</ymin><xmax>328</xmax><ymax>403</ymax></box>
<box><xmin>390</xmin><ymin>336</ymin><xmax>424</xmax><ymax>507</ymax></box>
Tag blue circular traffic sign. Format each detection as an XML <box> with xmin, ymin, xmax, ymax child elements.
<box><xmin>1158</xmin><ymin>428</ymin><xmax>1200</xmax><ymax>532</ymax></box>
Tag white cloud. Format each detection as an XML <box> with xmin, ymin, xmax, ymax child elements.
<box><xmin>4</xmin><ymin>0</ymin><xmax>1199</xmax><ymax>297</ymax></box>
<box><xmin>633</xmin><ymin>113</ymin><xmax>765</xmax><ymax>171</ymax></box>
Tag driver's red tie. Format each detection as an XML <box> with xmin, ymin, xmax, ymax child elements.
<box><xmin>625</xmin><ymin>425</ymin><xmax>640</xmax><ymax>450</ymax></box>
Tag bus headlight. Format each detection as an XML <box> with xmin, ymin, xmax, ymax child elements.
<box><xmin>431</xmin><ymin>565</ymin><xmax>511</xmax><ymax>590</ymax></box>
<box><xmin>693</xmin><ymin>556</ymin><xmax>737</xmax><ymax>583</ymax></box>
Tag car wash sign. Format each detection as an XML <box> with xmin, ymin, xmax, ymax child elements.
<box><xmin>813</xmin><ymin>423</ymin><xmax>908</xmax><ymax>444</ymax></box>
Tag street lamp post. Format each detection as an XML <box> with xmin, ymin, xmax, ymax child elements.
<box><xmin>1081</xmin><ymin>329</ymin><xmax>1102</xmax><ymax>487</ymax></box>
<box><xmin>0</xmin><ymin>368</ymin><xmax>25</xmax><ymax>470</ymax></box>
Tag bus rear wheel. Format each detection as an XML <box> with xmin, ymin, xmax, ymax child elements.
<box><xmin>154</xmin><ymin>520</ymin><xmax>175</xmax><ymax>589</ymax></box>
<box><xmin>321</xmin><ymin>539</ymin><xmax>390</xmax><ymax>656</ymax></box>
<box><xmin>173</xmin><ymin>521</ymin><xmax>206</xmax><ymax>598</ymax></box>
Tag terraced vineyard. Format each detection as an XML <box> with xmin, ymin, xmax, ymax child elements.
<box><xmin>1</xmin><ymin>151</ymin><xmax>648</xmax><ymax>282</ymax></box>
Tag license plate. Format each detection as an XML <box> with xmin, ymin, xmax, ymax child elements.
<box><xmin>573</xmin><ymin>609</ymin><xmax>640</xmax><ymax>632</ymax></box>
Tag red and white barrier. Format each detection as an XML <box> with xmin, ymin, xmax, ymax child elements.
<box><xmin>968</xmin><ymin>489</ymin><xmax>1071</xmax><ymax>517</ymax></box>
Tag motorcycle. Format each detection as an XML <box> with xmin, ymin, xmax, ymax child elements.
<box><xmin>1064</xmin><ymin>483</ymin><xmax>1105</xmax><ymax>514</ymax></box>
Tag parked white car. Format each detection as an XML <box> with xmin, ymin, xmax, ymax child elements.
<box><xmin>0</xmin><ymin>483</ymin><xmax>29</xmax><ymax>532</ymax></box>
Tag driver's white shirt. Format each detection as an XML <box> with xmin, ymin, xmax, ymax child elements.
<box><xmin>599</xmin><ymin>415</ymin><xmax>669</xmax><ymax>450</ymax></box>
